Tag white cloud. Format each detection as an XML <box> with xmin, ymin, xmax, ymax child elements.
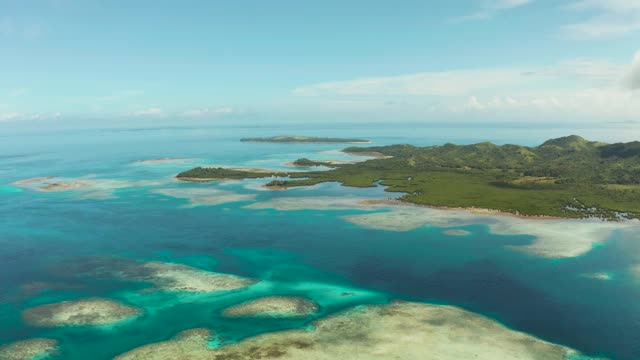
<box><xmin>182</xmin><ymin>107</ymin><xmax>235</xmax><ymax>117</ymax></box>
<box><xmin>465</xmin><ymin>96</ymin><xmax>485</xmax><ymax>111</ymax></box>
<box><xmin>568</xmin><ymin>0</ymin><xmax>640</xmax><ymax>12</ymax></box>
<box><xmin>132</xmin><ymin>108</ymin><xmax>165</xmax><ymax>117</ymax></box>
<box><xmin>294</xmin><ymin>69</ymin><xmax>530</xmax><ymax>97</ymax></box>
<box><xmin>547</xmin><ymin>58</ymin><xmax>625</xmax><ymax>82</ymax></box>
<box><xmin>293</xmin><ymin>58</ymin><xmax>626</xmax><ymax>98</ymax></box>
<box><xmin>8</xmin><ymin>88</ymin><xmax>29</xmax><ymax>97</ymax></box>
<box><xmin>563</xmin><ymin>0</ymin><xmax>640</xmax><ymax>39</ymax></box>
<box><xmin>452</xmin><ymin>0</ymin><xmax>533</xmax><ymax>22</ymax></box>
<box><xmin>626</xmin><ymin>51</ymin><xmax>640</xmax><ymax>89</ymax></box>
<box><xmin>460</xmin><ymin>88</ymin><xmax>640</xmax><ymax>119</ymax></box>
<box><xmin>0</xmin><ymin>112</ymin><xmax>61</xmax><ymax>122</ymax></box>
<box><xmin>0</xmin><ymin>112</ymin><xmax>22</xmax><ymax>122</ymax></box>
<box><xmin>290</xmin><ymin>51</ymin><xmax>640</xmax><ymax>121</ymax></box>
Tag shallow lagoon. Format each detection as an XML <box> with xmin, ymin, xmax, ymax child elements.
<box><xmin>1</xmin><ymin>124</ymin><xmax>640</xmax><ymax>359</ymax></box>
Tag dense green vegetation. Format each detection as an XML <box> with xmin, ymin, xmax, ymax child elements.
<box><xmin>178</xmin><ymin>136</ymin><xmax>640</xmax><ymax>219</ymax></box>
<box><xmin>290</xmin><ymin>158</ymin><xmax>335</xmax><ymax>167</ymax></box>
<box><xmin>240</xmin><ymin>135</ymin><xmax>369</xmax><ymax>143</ymax></box>
<box><xmin>177</xmin><ymin>167</ymin><xmax>288</xmax><ymax>180</ymax></box>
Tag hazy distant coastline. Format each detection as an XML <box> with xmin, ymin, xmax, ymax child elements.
<box><xmin>240</xmin><ymin>135</ymin><xmax>370</xmax><ymax>144</ymax></box>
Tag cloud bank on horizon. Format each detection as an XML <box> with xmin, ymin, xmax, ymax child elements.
<box><xmin>0</xmin><ymin>0</ymin><xmax>639</xmax><ymax>124</ymax></box>
<box><xmin>291</xmin><ymin>51</ymin><xmax>640</xmax><ymax>122</ymax></box>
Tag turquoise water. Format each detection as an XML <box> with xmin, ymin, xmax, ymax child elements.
<box><xmin>1</xmin><ymin>123</ymin><xmax>640</xmax><ymax>359</ymax></box>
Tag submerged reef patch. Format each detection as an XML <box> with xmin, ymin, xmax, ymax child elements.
<box><xmin>115</xmin><ymin>301</ymin><xmax>597</xmax><ymax>360</ymax></box>
<box><xmin>22</xmin><ymin>298</ymin><xmax>140</xmax><ymax>327</ymax></box>
<box><xmin>152</xmin><ymin>187</ymin><xmax>256</xmax><ymax>207</ymax></box>
<box><xmin>63</xmin><ymin>258</ymin><xmax>258</xmax><ymax>293</ymax></box>
<box><xmin>12</xmin><ymin>176</ymin><xmax>164</xmax><ymax>199</ymax></box>
<box><xmin>115</xmin><ymin>328</ymin><xmax>213</xmax><ymax>359</ymax></box>
<box><xmin>141</xmin><ymin>261</ymin><xmax>258</xmax><ymax>292</ymax></box>
<box><xmin>0</xmin><ymin>338</ymin><xmax>59</xmax><ymax>360</ymax></box>
<box><xmin>244</xmin><ymin>196</ymin><xmax>384</xmax><ymax>211</ymax></box>
<box><xmin>223</xmin><ymin>296</ymin><xmax>319</xmax><ymax>318</ymax></box>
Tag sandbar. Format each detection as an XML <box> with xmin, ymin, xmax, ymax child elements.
<box><xmin>39</xmin><ymin>181</ymin><xmax>95</xmax><ymax>192</ymax></box>
<box><xmin>22</xmin><ymin>298</ymin><xmax>140</xmax><ymax>327</ymax></box>
<box><xmin>581</xmin><ymin>272</ymin><xmax>613</xmax><ymax>281</ymax></box>
<box><xmin>443</xmin><ymin>229</ymin><xmax>471</xmax><ymax>236</ymax></box>
<box><xmin>12</xmin><ymin>176</ymin><xmax>164</xmax><ymax>199</ymax></box>
<box><xmin>13</xmin><ymin>177</ymin><xmax>55</xmax><ymax>185</ymax></box>
<box><xmin>152</xmin><ymin>187</ymin><xmax>256</xmax><ymax>206</ymax></box>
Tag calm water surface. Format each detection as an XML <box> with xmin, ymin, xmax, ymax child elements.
<box><xmin>1</xmin><ymin>123</ymin><xmax>639</xmax><ymax>359</ymax></box>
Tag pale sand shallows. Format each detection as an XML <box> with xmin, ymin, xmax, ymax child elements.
<box><xmin>581</xmin><ymin>272</ymin><xmax>613</xmax><ymax>281</ymax></box>
<box><xmin>443</xmin><ymin>229</ymin><xmax>471</xmax><ymax>236</ymax></box>
<box><xmin>244</xmin><ymin>196</ymin><xmax>385</xmax><ymax>211</ymax></box>
<box><xmin>13</xmin><ymin>176</ymin><xmax>96</xmax><ymax>192</ymax></box>
<box><xmin>152</xmin><ymin>187</ymin><xmax>256</xmax><ymax>207</ymax></box>
<box><xmin>39</xmin><ymin>181</ymin><xmax>95</xmax><ymax>192</ymax></box>
<box><xmin>631</xmin><ymin>264</ymin><xmax>640</xmax><ymax>279</ymax></box>
<box><xmin>22</xmin><ymin>298</ymin><xmax>140</xmax><ymax>327</ymax></box>
<box><xmin>115</xmin><ymin>301</ymin><xmax>599</xmax><ymax>360</ymax></box>
<box><xmin>0</xmin><ymin>338</ymin><xmax>59</xmax><ymax>360</ymax></box>
<box><xmin>245</xmin><ymin>196</ymin><xmax>638</xmax><ymax>258</ymax></box>
<box><xmin>12</xmin><ymin>176</ymin><xmax>165</xmax><ymax>199</ymax></box>
<box><xmin>342</xmin><ymin>205</ymin><xmax>636</xmax><ymax>259</ymax></box>
<box><xmin>223</xmin><ymin>296</ymin><xmax>319</xmax><ymax>318</ymax></box>
<box><xmin>13</xmin><ymin>177</ymin><xmax>55</xmax><ymax>185</ymax></box>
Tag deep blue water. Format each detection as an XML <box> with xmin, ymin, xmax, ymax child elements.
<box><xmin>1</xmin><ymin>123</ymin><xmax>639</xmax><ymax>359</ymax></box>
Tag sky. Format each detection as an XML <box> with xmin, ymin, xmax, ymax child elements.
<box><xmin>1</xmin><ymin>0</ymin><xmax>640</xmax><ymax>125</ymax></box>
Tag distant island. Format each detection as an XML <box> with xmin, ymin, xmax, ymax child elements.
<box><xmin>177</xmin><ymin>135</ymin><xmax>640</xmax><ymax>220</ymax></box>
<box><xmin>240</xmin><ymin>135</ymin><xmax>370</xmax><ymax>143</ymax></box>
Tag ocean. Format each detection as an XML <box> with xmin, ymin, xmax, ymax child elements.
<box><xmin>1</xmin><ymin>122</ymin><xmax>639</xmax><ymax>359</ymax></box>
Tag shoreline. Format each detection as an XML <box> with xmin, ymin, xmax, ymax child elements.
<box><xmin>175</xmin><ymin>166</ymin><xmax>280</xmax><ymax>182</ymax></box>
<box><xmin>284</xmin><ymin>159</ymin><xmax>357</xmax><ymax>168</ymax></box>
<box><xmin>175</xmin><ymin>177</ymin><xmax>221</xmax><ymax>182</ymax></box>
<box><xmin>358</xmin><ymin>198</ymin><xmax>585</xmax><ymax>221</ymax></box>
<box><xmin>134</xmin><ymin>158</ymin><xmax>195</xmax><ymax>165</ymax></box>
<box><xmin>341</xmin><ymin>150</ymin><xmax>392</xmax><ymax>159</ymax></box>
<box><xmin>202</xmin><ymin>166</ymin><xmax>276</xmax><ymax>173</ymax></box>
<box><xmin>242</xmin><ymin>140</ymin><xmax>372</xmax><ymax>144</ymax></box>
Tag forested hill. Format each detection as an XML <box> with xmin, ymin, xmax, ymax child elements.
<box><xmin>178</xmin><ymin>135</ymin><xmax>640</xmax><ymax>219</ymax></box>
<box><xmin>343</xmin><ymin>135</ymin><xmax>640</xmax><ymax>185</ymax></box>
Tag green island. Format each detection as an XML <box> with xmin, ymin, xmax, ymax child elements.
<box><xmin>289</xmin><ymin>158</ymin><xmax>337</xmax><ymax>167</ymax></box>
<box><xmin>177</xmin><ymin>135</ymin><xmax>640</xmax><ymax>219</ymax></box>
<box><xmin>240</xmin><ymin>135</ymin><xmax>370</xmax><ymax>143</ymax></box>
